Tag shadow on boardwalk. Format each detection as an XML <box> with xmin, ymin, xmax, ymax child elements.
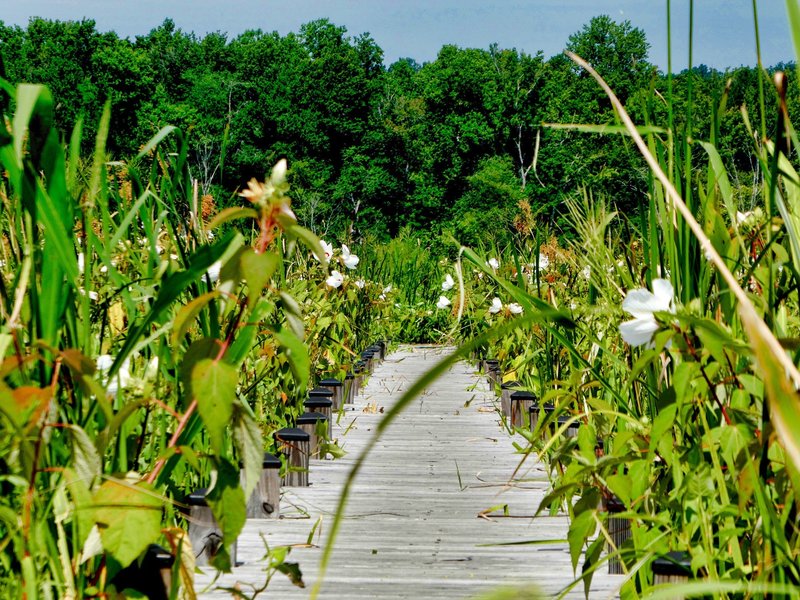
<box><xmin>196</xmin><ymin>345</ymin><xmax>622</xmax><ymax>599</ymax></box>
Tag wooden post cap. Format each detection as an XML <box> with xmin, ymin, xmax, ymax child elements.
<box><xmin>297</xmin><ymin>411</ymin><xmax>329</xmax><ymax>425</ymax></box>
<box><xmin>275</xmin><ymin>427</ymin><xmax>310</xmax><ymax>442</ymax></box>
<box><xmin>262</xmin><ymin>453</ymin><xmax>282</xmax><ymax>469</ymax></box>
<box><xmin>319</xmin><ymin>378</ymin><xmax>342</xmax><ymax>387</ymax></box>
<box><xmin>510</xmin><ymin>390</ymin><xmax>537</xmax><ymax>401</ymax></box>
<box><xmin>652</xmin><ymin>551</ymin><xmax>692</xmax><ymax>576</ymax></box>
<box><xmin>304</xmin><ymin>397</ymin><xmax>333</xmax><ymax>409</ymax></box>
<box><xmin>186</xmin><ymin>489</ymin><xmax>208</xmax><ymax>507</ymax></box>
<box><xmin>308</xmin><ymin>387</ymin><xmax>334</xmax><ymax>397</ymax></box>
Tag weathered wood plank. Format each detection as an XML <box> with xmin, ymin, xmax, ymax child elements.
<box><xmin>196</xmin><ymin>346</ymin><xmax>622</xmax><ymax>599</ymax></box>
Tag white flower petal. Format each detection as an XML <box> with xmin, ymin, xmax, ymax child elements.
<box><xmin>442</xmin><ymin>274</ymin><xmax>455</xmax><ymax>291</ymax></box>
<box><xmin>619</xmin><ymin>316</ymin><xmax>659</xmax><ymax>348</ymax></box>
<box><xmin>436</xmin><ymin>296</ymin><xmax>451</xmax><ymax>309</ymax></box>
<box><xmin>325</xmin><ymin>270</ymin><xmax>344</xmax><ymax>288</ymax></box>
<box><xmin>508</xmin><ymin>302</ymin><xmax>524</xmax><ymax>315</ymax></box>
<box><xmin>651</xmin><ymin>279</ymin><xmax>674</xmax><ymax>312</ymax></box>
<box><xmin>488</xmin><ymin>297</ymin><xmax>502</xmax><ymax>314</ymax></box>
<box><xmin>622</xmin><ymin>288</ymin><xmax>659</xmax><ymax>318</ymax></box>
<box><xmin>488</xmin><ymin>258</ymin><xmax>500</xmax><ymax>270</ymax></box>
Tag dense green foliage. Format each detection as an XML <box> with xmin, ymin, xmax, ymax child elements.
<box><xmin>1</xmin><ymin>15</ymin><xmax>796</xmax><ymax>244</ymax></box>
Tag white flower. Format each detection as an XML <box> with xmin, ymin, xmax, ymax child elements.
<box><xmin>207</xmin><ymin>231</ymin><xmax>215</xmax><ymax>241</ymax></box>
<box><xmin>317</xmin><ymin>240</ymin><xmax>334</xmax><ymax>262</ymax></box>
<box><xmin>77</xmin><ymin>253</ymin><xmax>85</xmax><ymax>274</ymax></box>
<box><xmin>382</xmin><ymin>285</ymin><xmax>392</xmax><ymax>294</ymax></box>
<box><xmin>581</xmin><ymin>266</ymin><xmax>591</xmax><ymax>280</ymax></box>
<box><xmin>537</xmin><ymin>253</ymin><xmax>549</xmax><ymax>271</ymax></box>
<box><xmin>619</xmin><ymin>279</ymin><xmax>675</xmax><ymax>348</ymax></box>
<box><xmin>488</xmin><ymin>297</ymin><xmax>503</xmax><ymax>314</ymax></box>
<box><xmin>207</xmin><ymin>260</ymin><xmax>222</xmax><ymax>284</ymax></box>
<box><xmin>379</xmin><ymin>294</ymin><xmax>386</xmax><ymax>300</ymax></box>
<box><xmin>442</xmin><ymin>274</ymin><xmax>455</xmax><ymax>291</ymax></box>
<box><xmin>436</xmin><ymin>296</ymin><xmax>451</xmax><ymax>309</ymax></box>
<box><xmin>736</xmin><ymin>210</ymin><xmax>753</xmax><ymax>224</ymax></box>
<box><xmin>326</xmin><ymin>270</ymin><xmax>344</xmax><ymax>288</ymax></box>
<box><xmin>488</xmin><ymin>257</ymin><xmax>500</xmax><ymax>270</ymax></box>
<box><xmin>95</xmin><ymin>354</ymin><xmax>131</xmax><ymax>398</ymax></box>
<box><xmin>508</xmin><ymin>303</ymin><xmax>524</xmax><ymax>315</ymax></box>
<box><xmin>341</xmin><ymin>244</ymin><xmax>360</xmax><ymax>269</ymax></box>
<box><xmin>355</xmin><ymin>278</ymin><xmax>366</xmax><ymax>289</ymax></box>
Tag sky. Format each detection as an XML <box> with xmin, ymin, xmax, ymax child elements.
<box><xmin>2</xmin><ymin>1</ymin><xmax>795</xmax><ymax>71</ymax></box>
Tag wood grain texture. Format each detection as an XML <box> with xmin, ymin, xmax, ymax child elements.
<box><xmin>196</xmin><ymin>345</ymin><xmax>622</xmax><ymax>599</ymax></box>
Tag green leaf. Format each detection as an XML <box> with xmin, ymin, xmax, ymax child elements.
<box><xmin>67</xmin><ymin>425</ymin><xmax>101</xmax><ymax>489</ymax></box>
<box><xmin>232</xmin><ymin>404</ymin><xmax>263</xmax><ymax>500</ymax></box>
<box><xmin>190</xmin><ymin>359</ymin><xmax>238</xmax><ymax>454</ymax></box>
<box><xmin>206</xmin><ymin>206</ymin><xmax>258</xmax><ymax>230</ymax></box>
<box><xmin>206</xmin><ymin>457</ymin><xmax>246</xmax><ymax>572</ymax></box>
<box><xmin>92</xmin><ymin>479</ymin><xmax>162</xmax><ymax>569</ymax></box>
<box><xmin>567</xmin><ymin>510</ymin><xmax>596</xmax><ymax>572</ymax></box>
<box><xmin>275</xmin><ymin>328</ymin><xmax>310</xmax><ymax>389</ymax></box>
<box><xmin>240</xmin><ymin>249</ymin><xmax>279</xmax><ymax>307</ymax></box>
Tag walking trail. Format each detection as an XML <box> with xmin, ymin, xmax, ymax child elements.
<box><xmin>196</xmin><ymin>345</ymin><xmax>622</xmax><ymax>599</ymax></box>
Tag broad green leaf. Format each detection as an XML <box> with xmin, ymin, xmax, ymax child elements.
<box><xmin>67</xmin><ymin>424</ymin><xmax>101</xmax><ymax>489</ymax></box>
<box><xmin>190</xmin><ymin>358</ymin><xmax>237</xmax><ymax>454</ymax></box>
<box><xmin>240</xmin><ymin>249</ymin><xmax>279</xmax><ymax>307</ymax></box>
<box><xmin>232</xmin><ymin>404</ymin><xmax>263</xmax><ymax>500</ymax></box>
<box><xmin>206</xmin><ymin>457</ymin><xmax>246</xmax><ymax>572</ymax></box>
<box><xmin>275</xmin><ymin>328</ymin><xmax>310</xmax><ymax>389</ymax></box>
<box><xmin>92</xmin><ymin>479</ymin><xmax>162</xmax><ymax>569</ymax></box>
<box><xmin>567</xmin><ymin>510</ymin><xmax>596</xmax><ymax>572</ymax></box>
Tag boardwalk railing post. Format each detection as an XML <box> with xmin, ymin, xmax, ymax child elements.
<box><xmin>354</xmin><ymin>361</ymin><xmax>367</xmax><ymax>396</ymax></box>
<box><xmin>483</xmin><ymin>359</ymin><xmax>500</xmax><ymax>387</ymax></box>
<box><xmin>651</xmin><ymin>551</ymin><xmax>692</xmax><ymax>598</ymax></box>
<box><xmin>360</xmin><ymin>350</ymin><xmax>375</xmax><ymax>374</ymax></box>
<box><xmin>275</xmin><ymin>428</ymin><xmax>310</xmax><ymax>487</ymax></box>
<box><xmin>499</xmin><ymin>381</ymin><xmax>520</xmax><ymax>419</ymax></box>
<box><xmin>297</xmin><ymin>411</ymin><xmax>329</xmax><ymax>459</ymax></box>
<box><xmin>111</xmin><ymin>544</ymin><xmax>174</xmax><ymax>600</ymax></box>
<box><xmin>187</xmin><ymin>489</ymin><xmax>235</xmax><ymax>567</ymax></box>
<box><xmin>319</xmin><ymin>377</ymin><xmax>344</xmax><ymax>410</ymax></box>
<box><xmin>509</xmin><ymin>390</ymin><xmax>536</xmax><ymax>428</ymax></box>
<box><xmin>305</xmin><ymin>389</ymin><xmax>334</xmax><ymax>439</ymax></box>
<box><xmin>240</xmin><ymin>453</ymin><xmax>282</xmax><ymax>519</ymax></box>
<box><xmin>529</xmin><ymin>403</ymin><xmax>554</xmax><ymax>431</ymax></box>
<box><xmin>344</xmin><ymin>371</ymin><xmax>356</xmax><ymax>404</ymax></box>
<box><xmin>603</xmin><ymin>495</ymin><xmax>631</xmax><ymax>574</ymax></box>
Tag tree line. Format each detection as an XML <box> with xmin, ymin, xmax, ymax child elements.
<box><xmin>0</xmin><ymin>15</ymin><xmax>795</xmax><ymax>243</ymax></box>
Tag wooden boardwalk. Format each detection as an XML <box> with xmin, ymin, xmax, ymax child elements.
<box><xmin>196</xmin><ymin>345</ymin><xmax>622</xmax><ymax>599</ymax></box>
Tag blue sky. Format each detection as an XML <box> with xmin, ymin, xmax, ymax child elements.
<box><xmin>2</xmin><ymin>1</ymin><xmax>795</xmax><ymax>71</ymax></box>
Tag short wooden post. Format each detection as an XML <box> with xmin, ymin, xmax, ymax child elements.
<box><xmin>275</xmin><ymin>428</ymin><xmax>310</xmax><ymax>487</ymax></box>
<box><xmin>354</xmin><ymin>362</ymin><xmax>367</xmax><ymax>395</ymax></box>
<box><xmin>557</xmin><ymin>415</ymin><xmax>580</xmax><ymax>438</ymax></box>
<box><xmin>603</xmin><ymin>495</ymin><xmax>631</xmax><ymax>574</ymax></box>
<box><xmin>500</xmin><ymin>381</ymin><xmax>521</xmax><ymax>419</ymax></box>
<box><xmin>344</xmin><ymin>372</ymin><xmax>356</xmax><ymax>404</ymax></box>
<box><xmin>375</xmin><ymin>340</ymin><xmax>387</xmax><ymax>360</ymax></box>
<box><xmin>652</xmin><ymin>551</ymin><xmax>692</xmax><ymax>598</ymax></box>
<box><xmin>187</xmin><ymin>489</ymin><xmax>236</xmax><ymax>567</ymax></box>
<box><xmin>297</xmin><ymin>411</ymin><xmax>329</xmax><ymax>459</ymax></box>
<box><xmin>510</xmin><ymin>390</ymin><xmax>536</xmax><ymax>428</ymax></box>
<box><xmin>240</xmin><ymin>453</ymin><xmax>281</xmax><ymax>519</ymax></box>
<box><xmin>319</xmin><ymin>377</ymin><xmax>343</xmax><ymax>410</ymax></box>
<box><xmin>483</xmin><ymin>359</ymin><xmax>500</xmax><ymax>386</ymax></box>
<box><xmin>360</xmin><ymin>350</ymin><xmax>375</xmax><ymax>374</ymax></box>
<box><xmin>304</xmin><ymin>393</ymin><xmax>333</xmax><ymax>439</ymax></box>
<box><xmin>529</xmin><ymin>403</ymin><xmax>555</xmax><ymax>432</ymax></box>
<box><xmin>111</xmin><ymin>544</ymin><xmax>174</xmax><ymax>600</ymax></box>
